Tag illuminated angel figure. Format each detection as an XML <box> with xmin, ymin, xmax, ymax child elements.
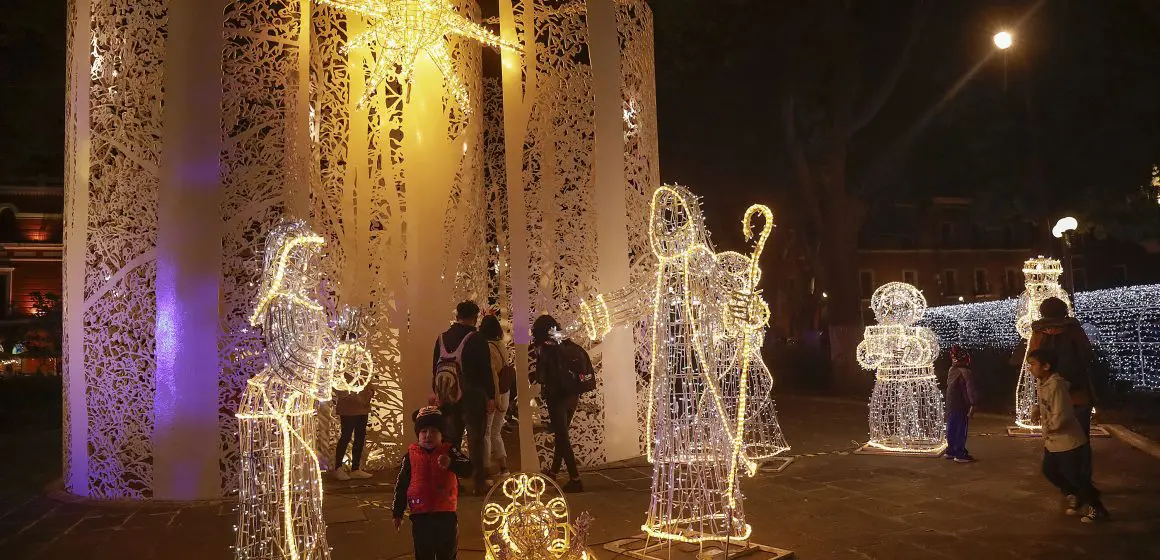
<box><xmin>856</xmin><ymin>282</ymin><xmax>946</xmax><ymax>454</ymax></box>
<box><xmin>316</xmin><ymin>0</ymin><xmax>520</xmax><ymax>112</ymax></box>
<box><xmin>235</xmin><ymin>221</ymin><xmax>373</xmax><ymax>560</ymax></box>
<box><xmin>481</xmin><ymin>473</ymin><xmax>593</xmax><ymax>560</ymax></box>
<box><xmin>1014</xmin><ymin>257</ymin><xmax>1072</xmax><ymax>429</ymax></box>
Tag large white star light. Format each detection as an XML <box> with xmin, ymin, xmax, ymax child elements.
<box><xmin>317</xmin><ymin>0</ymin><xmax>520</xmax><ymax>113</ymax></box>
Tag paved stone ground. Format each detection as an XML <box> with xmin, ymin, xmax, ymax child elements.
<box><xmin>3</xmin><ymin>397</ymin><xmax>1159</xmax><ymax>559</ymax></box>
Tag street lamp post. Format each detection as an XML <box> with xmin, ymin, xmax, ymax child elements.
<box><xmin>993</xmin><ymin>31</ymin><xmax>1013</xmax><ymax>90</ymax></box>
<box><xmin>1053</xmin><ymin>216</ymin><xmax>1079</xmax><ymax>295</ymax></box>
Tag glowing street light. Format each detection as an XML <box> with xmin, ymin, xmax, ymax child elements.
<box><xmin>993</xmin><ymin>31</ymin><xmax>1013</xmax><ymax>50</ymax></box>
<box><xmin>1052</xmin><ymin>216</ymin><xmax>1078</xmax><ymax>239</ymax></box>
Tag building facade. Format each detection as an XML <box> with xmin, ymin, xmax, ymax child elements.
<box><xmin>0</xmin><ymin>185</ymin><xmax>63</xmax><ymax>374</ymax></box>
<box><xmin>856</xmin><ymin>197</ymin><xmax>1160</xmax><ymax>325</ymax></box>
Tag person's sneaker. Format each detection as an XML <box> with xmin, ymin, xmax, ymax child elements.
<box><xmin>332</xmin><ymin>468</ymin><xmax>351</xmax><ymax>481</ymax></box>
<box><xmin>944</xmin><ymin>454</ymin><xmax>957</xmax><ymax>460</ymax></box>
<box><xmin>953</xmin><ymin>455</ymin><xmax>976</xmax><ymax>463</ymax></box>
<box><xmin>540</xmin><ymin>468</ymin><xmax>557</xmax><ymax>480</ymax></box>
<box><xmin>1064</xmin><ymin>494</ymin><xmax>1079</xmax><ymax>515</ymax></box>
<box><xmin>562</xmin><ymin>479</ymin><xmax>584</xmax><ymax>493</ymax></box>
<box><xmin>348</xmin><ymin>469</ymin><xmax>372</xmax><ymax>479</ymax></box>
<box><xmin>1080</xmin><ymin>505</ymin><xmax>1109</xmax><ymax>523</ymax></box>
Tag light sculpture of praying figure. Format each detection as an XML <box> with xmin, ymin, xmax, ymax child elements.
<box><xmin>856</xmin><ymin>282</ymin><xmax>946</xmax><ymax>454</ymax></box>
<box><xmin>235</xmin><ymin>221</ymin><xmax>374</xmax><ymax>560</ymax></box>
<box><xmin>578</xmin><ymin>185</ymin><xmax>789</xmax><ymax>544</ymax></box>
<box><xmin>1014</xmin><ymin>257</ymin><xmax>1072</xmax><ymax>430</ymax></box>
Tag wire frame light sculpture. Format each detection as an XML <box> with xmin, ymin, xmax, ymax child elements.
<box><xmin>482</xmin><ymin>473</ymin><xmax>594</xmax><ymax>560</ymax></box>
<box><xmin>235</xmin><ymin>221</ymin><xmax>374</xmax><ymax>560</ymax></box>
<box><xmin>572</xmin><ymin>185</ymin><xmax>789</xmax><ymax>545</ymax></box>
<box><xmin>1014</xmin><ymin>257</ymin><xmax>1072</xmax><ymax>429</ymax></box>
<box><xmin>856</xmin><ymin>282</ymin><xmax>946</xmax><ymax>454</ymax></box>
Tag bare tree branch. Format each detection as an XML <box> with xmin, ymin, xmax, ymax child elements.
<box><xmin>781</xmin><ymin>95</ymin><xmax>826</xmax><ymax>233</ymax></box>
<box><xmin>847</xmin><ymin>0</ymin><xmax>929</xmax><ymax>136</ymax></box>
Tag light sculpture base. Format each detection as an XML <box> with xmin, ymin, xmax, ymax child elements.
<box><xmin>603</xmin><ymin>534</ymin><xmax>793</xmax><ymax>560</ymax></box>
<box><xmin>1006</xmin><ymin>426</ymin><xmax>1042</xmax><ymax>438</ymax></box>
<box><xmin>1007</xmin><ymin>425</ymin><xmax>1111</xmax><ymax>438</ymax></box>
<box><xmin>854</xmin><ymin>442</ymin><xmax>947</xmax><ymax>458</ymax></box>
<box><xmin>757</xmin><ymin>456</ymin><xmax>796</xmax><ymax>474</ymax></box>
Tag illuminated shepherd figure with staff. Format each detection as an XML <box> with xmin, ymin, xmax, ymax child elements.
<box><xmin>235</xmin><ymin>221</ymin><xmax>374</xmax><ymax>560</ymax></box>
<box><xmin>579</xmin><ymin>185</ymin><xmax>788</xmax><ymax>543</ymax></box>
<box><xmin>856</xmin><ymin>282</ymin><xmax>946</xmax><ymax>454</ymax></box>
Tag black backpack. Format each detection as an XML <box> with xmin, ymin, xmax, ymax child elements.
<box><xmin>560</xmin><ymin>340</ymin><xmax>597</xmax><ymax>395</ymax></box>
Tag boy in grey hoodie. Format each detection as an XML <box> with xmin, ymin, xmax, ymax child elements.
<box><xmin>1027</xmin><ymin>348</ymin><xmax>1109</xmax><ymax>523</ymax></box>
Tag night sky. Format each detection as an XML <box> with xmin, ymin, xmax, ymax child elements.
<box><xmin>2</xmin><ymin>1</ymin><xmax>1158</xmax><ymax>243</ymax></box>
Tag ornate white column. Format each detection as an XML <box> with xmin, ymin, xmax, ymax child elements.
<box><xmin>586</xmin><ymin>0</ymin><xmax>637</xmax><ymax>463</ymax></box>
<box><xmin>64</xmin><ymin>0</ymin><xmax>310</xmax><ymax>499</ymax></box>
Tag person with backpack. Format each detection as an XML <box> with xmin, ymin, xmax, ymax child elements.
<box><xmin>1028</xmin><ymin>297</ymin><xmax>1099</xmax><ymax>440</ymax></box>
<box><xmin>529</xmin><ymin>314</ymin><xmax>595</xmax><ymax>493</ymax></box>
<box><xmin>480</xmin><ymin>313</ymin><xmax>513</xmax><ymax>480</ymax></box>
<box><xmin>432</xmin><ymin>301</ymin><xmax>493</xmax><ymax>495</ymax></box>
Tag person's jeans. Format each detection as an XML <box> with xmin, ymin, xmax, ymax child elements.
<box><xmin>945</xmin><ymin>411</ymin><xmax>969</xmax><ymax>458</ymax></box>
<box><xmin>460</xmin><ymin>387</ymin><xmax>489</xmax><ymax>489</ymax></box>
<box><xmin>439</xmin><ymin>400</ymin><xmax>465</xmax><ymax>451</ymax></box>
<box><xmin>335</xmin><ymin>414</ymin><xmax>368</xmax><ymax>470</ymax></box>
<box><xmin>410</xmin><ymin>512</ymin><xmax>458</xmax><ymax>560</ymax></box>
<box><xmin>483</xmin><ymin>392</ymin><xmax>509</xmax><ymax>472</ymax></box>
<box><xmin>1073</xmin><ymin>404</ymin><xmax>1094</xmax><ymax>477</ymax></box>
<box><xmin>546</xmin><ymin>394</ymin><xmax>580</xmax><ymax>479</ymax></box>
<box><xmin>1042</xmin><ymin>444</ymin><xmax>1102</xmax><ymax>508</ymax></box>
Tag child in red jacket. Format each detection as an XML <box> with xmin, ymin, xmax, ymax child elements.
<box><xmin>392</xmin><ymin>406</ymin><xmax>473</xmax><ymax>559</ymax></box>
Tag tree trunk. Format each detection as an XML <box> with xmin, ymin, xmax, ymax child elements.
<box><xmin>818</xmin><ymin>191</ymin><xmax>869</xmax><ymax>395</ymax></box>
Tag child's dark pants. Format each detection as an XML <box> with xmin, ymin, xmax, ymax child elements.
<box><xmin>411</xmin><ymin>512</ymin><xmax>458</xmax><ymax>560</ymax></box>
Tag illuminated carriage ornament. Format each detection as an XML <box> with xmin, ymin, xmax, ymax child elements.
<box><xmin>235</xmin><ymin>220</ymin><xmax>375</xmax><ymax>560</ymax></box>
<box><xmin>855</xmin><ymin>282</ymin><xmax>947</xmax><ymax>455</ymax></box>
<box><xmin>482</xmin><ymin>473</ymin><xmax>594</xmax><ymax>560</ymax></box>
<box><xmin>1012</xmin><ymin>256</ymin><xmax>1073</xmax><ymax>433</ymax></box>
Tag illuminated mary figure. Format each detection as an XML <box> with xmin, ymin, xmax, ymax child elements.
<box><xmin>235</xmin><ymin>220</ymin><xmax>373</xmax><ymax>560</ymax></box>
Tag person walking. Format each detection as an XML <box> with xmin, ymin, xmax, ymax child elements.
<box><xmin>529</xmin><ymin>314</ymin><xmax>589</xmax><ymax>492</ymax></box>
<box><xmin>332</xmin><ymin>383</ymin><xmax>374</xmax><ymax>480</ymax></box>
<box><xmin>1027</xmin><ymin>348</ymin><xmax>1109</xmax><ymax>523</ymax></box>
<box><xmin>480</xmin><ymin>313</ymin><xmax>512</xmax><ymax>480</ymax></box>
<box><xmin>1029</xmin><ymin>297</ymin><xmax>1099</xmax><ymax>440</ymax></box>
<box><xmin>432</xmin><ymin>301</ymin><xmax>494</xmax><ymax>495</ymax></box>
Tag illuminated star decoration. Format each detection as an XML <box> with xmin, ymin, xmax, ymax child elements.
<box><xmin>317</xmin><ymin>0</ymin><xmax>520</xmax><ymax>113</ymax></box>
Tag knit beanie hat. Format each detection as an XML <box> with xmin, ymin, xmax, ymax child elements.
<box><xmin>412</xmin><ymin>405</ymin><xmax>444</xmax><ymax>434</ymax></box>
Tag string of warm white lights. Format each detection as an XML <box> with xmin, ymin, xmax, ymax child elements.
<box><xmin>481</xmin><ymin>473</ymin><xmax>592</xmax><ymax>560</ymax></box>
<box><xmin>922</xmin><ymin>283</ymin><xmax>1160</xmax><ymax>391</ymax></box>
<box><xmin>316</xmin><ymin>0</ymin><xmax>519</xmax><ymax>112</ymax></box>
<box><xmin>235</xmin><ymin>221</ymin><xmax>374</xmax><ymax>560</ymax></box>
<box><xmin>856</xmin><ymin>283</ymin><xmax>946</xmax><ymax>454</ymax></box>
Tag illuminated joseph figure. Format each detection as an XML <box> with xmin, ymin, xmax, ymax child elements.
<box><xmin>856</xmin><ymin>282</ymin><xmax>946</xmax><ymax>454</ymax></box>
<box><xmin>573</xmin><ymin>185</ymin><xmax>789</xmax><ymax>544</ymax></box>
<box><xmin>235</xmin><ymin>220</ymin><xmax>373</xmax><ymax>560</ymax></box>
